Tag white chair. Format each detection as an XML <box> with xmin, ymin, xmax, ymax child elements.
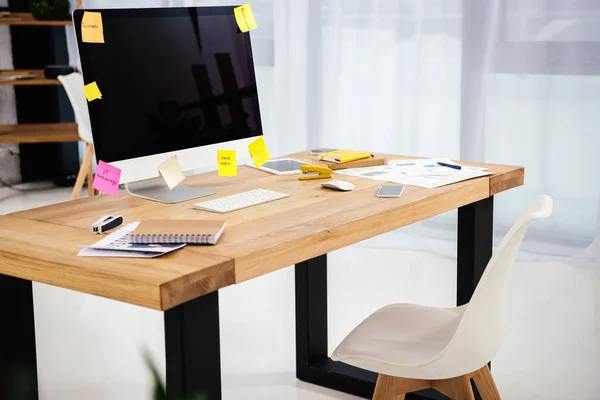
<box><xmin>57</xmin><ymin>72</ymin><xmax>96</xmax><ymax>200</ymax></box>
<box><xmin>332</xmin><ymin>195</ymin><xmax>553</xmax><ymax>399</ymax></box>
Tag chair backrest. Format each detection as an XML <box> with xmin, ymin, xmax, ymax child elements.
<box><xmin>435</xmin><ymin>195</ymin><xmax>553</xmax><ymax>375</ymax></box>
<box><xmin>57</xmin><ymin>73</ymin><xmax>94</xmax><ymax>144</ymax></box>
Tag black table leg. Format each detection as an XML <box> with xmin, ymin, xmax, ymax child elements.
<box><xmin>457</xmin><ymin>196</ymin><xmax>494</xmax><ymax>399</ymax></box>
<box><xmin>457</xmin><ymin>196</ymin><xmax>494</xmax><ymax>306</ymax></box>
<box><xmin>0</xmin><ymin>274</ymin><xmax>38</xmax><ymax>400</ymax></box>
<box><xmin>165</xmin><ymin>291</ymin><xmax>221</xmax><ymax>400</ymax></box>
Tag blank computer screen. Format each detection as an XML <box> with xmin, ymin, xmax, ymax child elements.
<box><xmin>74</xmin><ymin>7</ymin><xmax>262</xmax><ymax>163</ymax></box>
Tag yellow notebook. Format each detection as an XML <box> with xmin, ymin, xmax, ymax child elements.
<box><xmin>319</xmin><ymin>149</ymin><xmax>373</xmax><ymax>164</ymax></box>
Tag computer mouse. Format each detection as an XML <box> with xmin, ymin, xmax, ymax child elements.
<box><xmin>321</xmin><ymin>180</ymin><xmax>355</xmax><ymax>191</ymax></box>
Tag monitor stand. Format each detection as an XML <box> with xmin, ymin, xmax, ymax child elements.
<box><xmin>125</xmin><ymin>177</ymin><xmax>215</xmax><ymax>204</ymax></box>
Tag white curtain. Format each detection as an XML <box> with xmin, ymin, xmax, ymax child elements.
<box><xmin>312</xmin><ymin>1</ymin><xmax>600</xmax><ymax>399</ymax></box>
<box><xmin>38</xmin><ymin>1</ymin><xmax>599</xmax><ymax>399</ymax></box>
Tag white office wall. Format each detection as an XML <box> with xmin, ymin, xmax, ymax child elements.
<box><xmin>485</xmin><ymin>74</ymin><xmax>600</xmax><ymax>241</ymax></box>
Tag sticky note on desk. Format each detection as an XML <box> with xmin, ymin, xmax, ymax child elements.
<box><xmin>234</xmin><ymin>4</ymin><xmax>257</xmax><ymax>33</ymax></box>
<box><xmin>248</xmin><ymin>137</ymin><xmax>270</xmax><ymax>168</ymax></box>
<box><xmin>93</xmin><ymin>160</ymin><xmax>121</xmax><ymax>196</ymax></box>
<box><xmin>158</xmin><ymin>155</ymin><xmax>185</xmax><ymax>189</ymax></box>
<box><xmin>81</xmin><ymin>11</ymin><xmax>105</xmax><ymax>43</ymax></box>
<box><xmin>83</xmin><ymin>81</ymin><xmax>102</xmax><ymax>102</ymax></box>
<box><xmin>218</xmin><ymin>150</ymin><xmax>237</xmax><ymax>176</ymax></box>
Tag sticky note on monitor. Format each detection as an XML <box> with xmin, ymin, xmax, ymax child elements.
<box><xmin>83</xmin><ymin>81</ymin><xmax>102</xmax><ymax>102</ymax></box>
<box><xmin>218</xmin><ymin>150</ymin><xmax>237</xmax><ymax>176</ymax></box>
<box><xmin>248</xmin><ymin>137</ymin><xmax>271</xmax><ymax>168</ymax></box>
<box><xmin>234</xmin><ymin>4</ymin><xmax>257</xmax><ymax>33</ymax></box>
<box><xmin>93</xmin><ymin>160</ymin><xmax>121</xmax><ymax>196</ymax></box>
<box><xmin>81</xmin><ymin>11</ymin><xmax>105</xmax><ymax>43</ymax></box>
<box><xmin>158</xmin><ymin>155</ymin><xmax>185</xmax><ymax>190</ymax></box>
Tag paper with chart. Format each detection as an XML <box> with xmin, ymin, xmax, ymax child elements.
<box><xmin>336</xmin><ymin>158</ymin><xmax>492</xmax><ymax>189</ymax></box>
<box><xmin>78</xmin><ymin>222</ymin><xmax>185</xmax><ymax>258</ymax></box>
<box><xmin>335</xmin><ymin>165</ymin><xmax>408</xmax><ymax>183</ymax></box>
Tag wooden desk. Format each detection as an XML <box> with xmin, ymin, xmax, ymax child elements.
<box><xmin>0</xmin><ymin>152</ymin><xmax>523</xmax><ymax>400</ymax></box>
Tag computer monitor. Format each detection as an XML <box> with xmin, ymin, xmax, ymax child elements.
<box><xmin>73</xmin><ymin>7</ymin><xmax>263</xmax><ymax>203</ymax></box>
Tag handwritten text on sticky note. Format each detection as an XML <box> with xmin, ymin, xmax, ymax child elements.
<box><xmin>84</xmin><ymin>81</ymin><xmax>102</xmax><ymax>102</ymax></box>
<box><xmin>93</xmin><ymin>160</ymin><xmax>121</xmax><ymax>196</ymax></box>
<box><xmin>234</xmin><ymin>4</ymin><xmax>257</xmax><ymax>33</ymax></box>
<box><xmin>158</xmin><ymin>155</ymin><xmax>185</xmax><ymax>190</ymax></box>
<box><xmin>248</xmin><ymin>137</ymin><xmax>271</xmax><ymax>168</ymax></box>
<box><xmin>81</xmin><ymin>11</ymin><xmax>105</xmax><ymax>43</ymax></box>
<box><xmin>218</xmin><ymin>150</ymin><xmax>237</xmax><ymax>176</ymax></box>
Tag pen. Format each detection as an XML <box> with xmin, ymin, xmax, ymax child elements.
<box><xmin>437</xmin><ymin>161</ymin><xmax>462</xmax><ymax>170</ymax></box>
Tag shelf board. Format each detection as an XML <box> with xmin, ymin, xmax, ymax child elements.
<box><xmin>0</xmin><ymin>70</ymin><xmax>61</xmax><ymax>86</ymax></box>
<box><xmin>0</xmin><ymin>123</ymin><xmax>79</xmax><ymax>143</ymax></box>
<box><xmin>0</xmin><ymin>12</ymin><xmax>72</xmax><ymax>26</ymax></box>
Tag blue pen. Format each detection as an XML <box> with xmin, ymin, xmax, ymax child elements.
<box><xmin>437</xmin><ymin>161</ymin><xmax>462</xmax><ymax>170</ymax></box>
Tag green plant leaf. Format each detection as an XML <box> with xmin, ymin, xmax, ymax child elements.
<box><xmin>143</xmin><ymin>351</ymin><xmax>168</xmax><ymax>400</ymax></box>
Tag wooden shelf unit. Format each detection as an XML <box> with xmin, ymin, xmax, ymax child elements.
<box><xmin>0</xmin><ymin>123</ymin><xmax>79</xmax><ymax>143</ymax></box>
<box><xmin>0</xmin><ymin>12</ymin><xmax>72</xmax><ymax>26</ymax></box>
<box><xmin>0</xmin><ymin>2</ymin><xmax>83</xmax><ymax>145</ymax></box>
<box><xmin>0</xmin><ymin>69</ymin><xmax>60</xmax><ymax>86</ymax></box>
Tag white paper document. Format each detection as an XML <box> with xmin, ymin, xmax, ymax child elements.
<box><xmin>78</xmin><ymin>222</ymin><xmax>185</xmax><ymax>258</ymax></box>
<box><xmin>336</xmin><ymin>158</ymin><xmax>492</xmax><ymax>189</ymax></box>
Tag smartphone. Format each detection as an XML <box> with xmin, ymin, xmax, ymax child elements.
<box><xmin>376</xmin><ymin>185</ymin><xmax>405</xmax><ymax>198</ymax></box>
<box><xmin>310</xmin><ymin>148</ymin><xmax>337</xmax><ymax>155</ymax></box>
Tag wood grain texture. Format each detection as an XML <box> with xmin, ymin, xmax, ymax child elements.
<box><xmin>0</xmin><ymin>216</ymin><xmax>234</xmax><ymax>310</ymax></box>
<box><xmin>388</xmin><ymin>376</ymin><xmax>430</xmax><ymax>394</ymax></box>
<box><xmin>373</xmin><ymin>375</ymin><xmax>398</xmax><ymax>400</ymax></box>
<box><xmin>489</xmin><ymin>166</ymin><xmax>524</xmax><ymax>196</ymax></box>
<box><xmin>472</xmin><ymin>365</ymin><xmax>501</xmax><ymax>400</ymax></box>
<box><xmin>0</xmin><ymin>13</ymin><xmax>72</xmax><ymax>26</ymax></box>
<box><xmin>0</xmin><ymin>69</ymin><xmax>60</xmax><ymax>86</ymax></box>
<box><xmin>0</xmin><ymin>123</ymin><xmax>79</xmax><ymax>143</ymax></box>
<box><xmin>373</xmin><ymin>373</ymin><xmax>485</xmax><ymax>399</ymax></box>
<box><xmin>432</xmin><ymin>375</ymin><xmax>475</xmax><ymax>400</ymax></box>
<box><xmin>5</xmin><ymin>152</ymin><xmax>523</xmax><ymax>310</ymax></box>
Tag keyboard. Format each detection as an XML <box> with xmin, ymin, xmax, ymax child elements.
<box><xmin>193</xmin><ymin>189</ymin><xmax>289</xmax><ymax>213</ymax></box>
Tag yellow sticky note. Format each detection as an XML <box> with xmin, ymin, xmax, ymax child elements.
<box><xmin>234</xmin><ymin>4</ymin><xmax>257</xmax><ymax>33</ymax></box>
<box><xmin>158</xmin><ymin>155</ymin><xmax>185</xmax><ymax>190</ymax></box>
<box><xmin>248</xmin><ymin>137</ymin><xmax>270</xmax><ymax>168</ymax></box>
<box><xmin>81</xmin><ymin>11</ymin><xmax>105</xmax><ymax>43</ymax></box>
<box><xmin>218</xmin><ymin>150</ymin><xmax>237</xmax><ymax>177</ymax></box>
<box><xmin>83</xmin><ymin>81</ymin><xmax>102</xmax><ymax>102</ymax></box>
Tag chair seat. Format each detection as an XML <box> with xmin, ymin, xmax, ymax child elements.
<box><xmin>331</xmin><ymin>303</ymin><xmax>466</xmax><ymax>379</ymax></box>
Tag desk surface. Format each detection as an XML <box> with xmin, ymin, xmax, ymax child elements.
<box><xmin>0</xmin><ymin>152</ymin><xmax>523</xmax><ymax>310</ymax></box>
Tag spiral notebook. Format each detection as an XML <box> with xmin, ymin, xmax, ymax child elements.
<box><xmin>128</xmin><ymin>219</ymin><xmax>226</xmax><ymax>245</ymax></box>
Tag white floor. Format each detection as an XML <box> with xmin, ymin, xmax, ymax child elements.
<box><xmin>1</xmin><ymin>185</ymin><xmax>599</xmax><ymax>400</ymax></box>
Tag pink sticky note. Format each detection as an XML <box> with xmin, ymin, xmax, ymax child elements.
<box><xmin>93</xmin><ymin>160</ymin><xmax>121</xmax><ymax>196</ymax></box>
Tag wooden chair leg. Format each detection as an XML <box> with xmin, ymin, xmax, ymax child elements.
<box><xmin>72</xmin><ymin>143</ymin><xmax>94</xmax><ymax>200</ymax></box>
<box><xmin>432</xmin><ymin>375</ymin><xmax>474</xmax><ymax>400</ymax></box>
<box><xmin>373</xmin><ymin>375</ymin><xmax>397</xmax><ymax>400</ymax></box>
<box><xmin>373</xmin><ymin>374</ymin><xmax>430</xmax><ymax>399</ymax></box>
<box><xmin>472</xmin><ymin>365</ymin><xmax>501</xmax><ymax>400</ymax></box>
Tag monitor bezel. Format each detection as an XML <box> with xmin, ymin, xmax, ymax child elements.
<box><xmin>72</xmin><ymin>6</ymin><xmax>262</xmax><ymax>184</ymax></box>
